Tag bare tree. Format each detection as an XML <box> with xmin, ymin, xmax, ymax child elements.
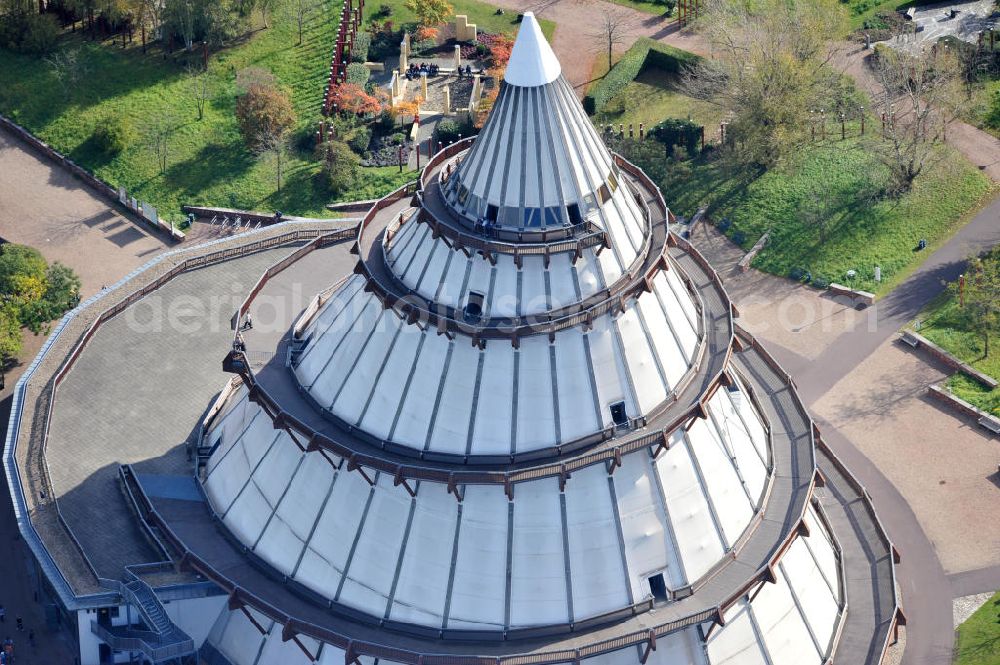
<box><xmin>149</xmin><ymin>111</ymin><xmax>178</xmax><ymax>174</ymax></box>
<box><xmin>254</xmin><ymin>125</ymin><xmax>290</xmax><ymax>192</ymax></box>
<box><xmin>591</xmin><ymin>9</ymin><xmax>636</xmax><ymax>72</ymax></box>
<box><xmin>186</xmin><ymin>65</ymin><xmax>212</xmax><ymax>120</ymax></box>
<box><xmin>294</xmin><ymin>0</ymin><xmax>309</xmax><ymax>45</ymax></box>
<box><xmin>682</xmin><ymin>0</ymin><xmax>848</xmax><ymax>168</ymax></box>
<box><xmin>46</xmin><ymin>48</ymin><xmax>86</xmax><ymax>101</ymax></box>
<box><xmin>868</xmin><ymin>44</ymin><xmax>965</xmax><ymax>195</ymax></box>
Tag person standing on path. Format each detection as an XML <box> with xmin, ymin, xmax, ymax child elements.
<box><xmin>0</xmin><ymin>605</ymin><xmax>6</xmax><ymax>623</ymax></box>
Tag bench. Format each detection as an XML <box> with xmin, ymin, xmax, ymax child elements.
<box><xmin>979</xmin><ymin>416</ymin><xmax>1000</xmax><ymax>435</ymax></box>
<box><xmin>900</xmin><ymin>331</ymin><xmax>920</xmax><ymax>348</ymax></box>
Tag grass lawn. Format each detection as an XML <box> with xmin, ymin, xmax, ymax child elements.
<box><xmin>588</xmin><ymin>64</ymin><xmax>994</xmax><ymax>296</ymax></box>
<box><xmin>660</xmin><ymin>135</ymin><xmax>991</xmax><ymax>294</ymax></box>
<box><xmin>368</xmin><ymin>0</ymin><xmax>555</xmax><ymax>40</ymax></box>
<box><xmin>592</xmin><ymin>68</ymin><xmax>724</xmax><ymax>135</ymax></box>
<box><xmin>915</xmin><ymin>286</ymin><xmax>1000</xmax><ymax>416</ymax></box>
<box><xmin>963</xmin><ymin>78</ymin><xmax>1000</xmax><ymax>140</ymax></box>
<box><xmin>955</xmin><ymin>592</ymin><xmax>1000</xmax><ymax>665</ymax></box>
<box><xmin>594</xmin><ymin>69</ymin><xmax>993</xmax><ymax>294</ymax></box>
<box><xmin>0</xmin><ymin>0</ymin><xmax>421</xmax><ymax>221</ymax></box>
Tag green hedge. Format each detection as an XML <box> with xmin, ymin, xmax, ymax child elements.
<box><xmin>583</xmin><ymin>38</ymin><xmax>700</xmax><ymax>114</ymax></box>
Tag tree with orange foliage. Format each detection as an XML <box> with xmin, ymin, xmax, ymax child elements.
<box><xmin>414</xmin><ymin>26</ymin><xmax>439</xmax><ymax>42</ymax></box>
<box><xmin>330</xmin><ymin>83</ymin><xmax>387</xmax><ymax>116</ymax></box>
<box><xmin>404</xmin><ymin>0</ymin><xmax>452</xmax><ymax>28</ymax></box>
<box><xmin>394</xmin><ymin>96</ymin><xmax>424</xmax><ymax>123</ymax></box>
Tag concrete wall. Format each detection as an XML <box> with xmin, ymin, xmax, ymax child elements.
<box><xmin>164</xmin><ymin>594</ymin><xmax>228</xmax><ymax>648</ymax></box>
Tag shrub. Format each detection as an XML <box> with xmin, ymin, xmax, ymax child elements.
<box><xmin>373</xmin><ymin>3</ymin><xmax>392</xmax><ymax>19</ymax></box>
<box><xmin>731</xmin><ymin>230</ymin><xmax>746</xmax><ymax>246</ymax></box>
<box><xmin>811</xmin><ymin>275</ymin><xmax>831</xmax><ymax>290</ymax></box>
<box><xmin>351</xmin><ymin>32</ymin><xmax>371</xmax><ymax>62</ymax></box>
<box><xmin>346</xmin><ymin>62</ymin><xmax>371</xmax><ymax>86</ymax></box>
<box><xmin>390</xmin><ymin>132</ymin><xmax>406</xmax><ymax>145</ymax></box>
<box><xmin>316</xmin><ymin>139</ymin><xmax>359</xmax><ymax>196</ymax></box>
<box><xmin>716</xmin><ymin>218</ymin><xmax>732</xmax><ymax>232</ymax></box>
<box><xmin>650</xmin><ymin>117</ymin><xmax>702</xmax><ymax>157</ymax></box>
<box><xmin>436</xmin><ymin>118</ymin><xmax>474</xmax><ymax>144</ymax></box>
<box><xmin>987</xmin><ymin>90</ymin><xmax>1000</xmax><ymax>130</ymax></box>
<box><xmin>92</xmin><ymin>115</ymin><xmax>135</xmax><ymax>157</ymax></box>
<box><xmin>347</xmin><ymin>126</ymin><xmax>372</xmax><ymax>154</ymax></box>
<box><xmin>583</xmin><ymin>38</ymin><xmax>699</xmax><ymax>114</ymax></box>
<box><xmin>235</xmin><ymin>84</ymin><xmax>296</xmax><ymax>151</ymax></box>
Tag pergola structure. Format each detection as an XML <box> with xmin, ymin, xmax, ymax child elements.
<box><xmin>7</xmin><ymin>13</ymin><xmax>902</xmax><ymax>665</ymax></box>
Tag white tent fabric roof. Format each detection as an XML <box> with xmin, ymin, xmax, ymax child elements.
<box><xmin>291</xmin><ymin>273</ymin><xmax>699</xmax><ymax>455</ymax></box>
<box><xmin>202</xmin><ymin>377</ymin><xmax>771</xmax><ymax>630</ymax></box>
<box><xmin>200</xmin><ymin>510</ymin><xmax>841</xmax><ymax>665</ymax></box>
<box><xmin>504</xmin><ymin>13</ymin><xmax>561</xmax><ymax>87</ymax></box>
<box><xmin>445</xmin><ymin>68</ymin><xmax>644</xmax><ymax>244</ymax></box>
<box><xmin>385</xmin><ymin>212</ymin><xmax>629</xmax><ymax>317</ymax></box>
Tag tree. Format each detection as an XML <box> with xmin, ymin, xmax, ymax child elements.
<box><xmin>235</xmin><ymin>83</ymin><xmax>296</xmax><ymax>151</ymax></box>
<box><xmin>46</xmin><ymin>47</ymin><xmax>87</xmax><ymax>101</ymax></box>
<box><xmin>953</xmin><ymin>253</ymin><xmax>1000</xmax><ymax>358</ymax></box>
<box><xmin>253</xmin><ymin>125</ymin><xmax>290</xmax><ymax>192</ymax></box>
<box><xmin>236</xmin><ymin>66</ymin><xmax>277</xmax><ymax>94</ymax></box>
<box><xmin>404</xmin><ymin>0</ymin><xmax>451</xmax><ymax>28</ymax></box>
<box><xmin>186</xmin><ymin>65</ymin><xmax>212</xmax><ymax>120</ymax></box>
<box><xmin>683</xmin><ymin>0</ymin><xmax>849</xmax><ymax>169</ymax></box>
<box><xmin>591</xmin><ymin>8</ymin><xmax>635</xmax><ymax>72</ymax></box>
<box><xmin>0</xmin><ymin>245</ymin><xmax>47</xmax><ymax>310</ymax></box>
<box><xmin>316</xmin><ymin>139</ymin><xmax>358</xmax><ymax>195</ymax></box>
<box><xmin>149</xmin><ymin>110</ymin><xmax>178</xmax><ymax>174</ymax></box>
<box><xmin>292</xmin><ymin>0</ymin><xmax>309</xmax><ymax>45</ymax></box>
<box><xmin>869</xmin><ymin>44</ymin><xmax>965</xmax><ymax>195</ymax></box>
<box><xmin>330</xmin><ymin>82</ymin><xmax>386</xmax><ymax>116</ymax></box>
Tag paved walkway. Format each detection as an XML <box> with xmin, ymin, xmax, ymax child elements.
<box><xmin>0</xmin><ymin>126</ymin><xmax>169</xmax><ymax>297</ymax></box>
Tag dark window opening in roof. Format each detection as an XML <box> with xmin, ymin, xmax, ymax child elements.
<box><xmin>486</xmin><ymin>204</ymin><xmax>499</xmax><ymax>223</ymax></box>
<box><xmin>464</xmin><ymin>291</ymin><xmax>486</xmax><ymax>321</ymax></box>
<box><xmin>648</xmin><ymin>573</ymin><xmax>669</xmax><ymax>602</ymax></box>
<box><xmin>567</xmin><ymin>203</ymin><xmax>582</xmax><ymax>225</ymax></box>
<box><xmin>610</xmin><ymin>401</ymin><xmax>627</xmax><ymax>426</ymax></box>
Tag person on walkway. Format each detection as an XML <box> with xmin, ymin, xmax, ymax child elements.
<box><xmin>0</xmin><ymin>605</ymin><xmax>6</xmax><ymax>622</ymax></box>
<box><xmin>14</xmin><ymin>617</ymin><xmax>21</xmax><ymax>632</ymax></box>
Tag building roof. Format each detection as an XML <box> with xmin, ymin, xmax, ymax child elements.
<box><xmin>4</xmin><ymin>11</ymin><xmax>900</xmax><ymax>665</ymax></box>
<box><xmin>504</xmin><ymin>13</ymin><xmax>561</xmax><ymax>87</ymax></box>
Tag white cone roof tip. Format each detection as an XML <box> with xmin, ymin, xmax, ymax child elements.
<box><xmin>504</xmin><ymin>12</ymin><xmax>561</xmax><ymax>87</ymax></box>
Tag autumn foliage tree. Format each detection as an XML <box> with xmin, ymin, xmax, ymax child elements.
<box><xmin>404</xmin><ymin>0</ymin><xmax>452</xmax><ymax>28</ymax></box>
<box><xmin>235</xmin><ymin>83</ymin><xmax>296</xmax><ymax>151</ymax></box>
<box><xmin>329</xmin><ymin>83</ymin><xmax>387</xmax><ymax>116</ymax></box>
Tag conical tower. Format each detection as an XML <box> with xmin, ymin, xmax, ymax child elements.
<box><xmin>192</xmin><ymin>14</ymin><xmax>900</xmax><ymax>665</ymax></box>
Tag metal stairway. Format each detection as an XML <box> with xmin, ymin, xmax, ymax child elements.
<box><xmin>91</xmin><ymin>574</ymin><xmax>196</xmax><ymax>663</ymax></box>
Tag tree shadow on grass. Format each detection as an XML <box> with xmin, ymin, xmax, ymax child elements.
<box><xmin>162</xmin><ymin>140</ymin><xmax>256</xmax><ymax>202</ymax></box>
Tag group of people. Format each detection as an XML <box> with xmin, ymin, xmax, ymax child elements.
<box><xmin>404</xmin><ymin>62</ymin><xmax>440</xmax><ymax>79</ymax></box>
<box><xmin>403</xmin><ymin>63</ymin><xmax>476</xmax><ymax>80</ymax></box>
<box><xmin>0</xmin><ymin>606</ymin><xmax>34</xmax><ymax>664</ymax></box>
